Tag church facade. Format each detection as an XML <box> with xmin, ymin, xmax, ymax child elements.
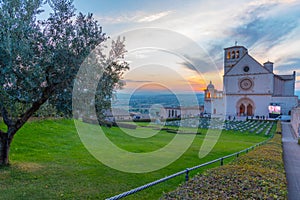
<box><xmin>204</xmin><ymin>45</ymin><xmax>298</xmax><ymax>118</ymax></box>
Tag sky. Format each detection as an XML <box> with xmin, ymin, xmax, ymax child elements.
<box><xmin>43</xmin><ymin>0</ymin><xmax>300</xmax><ymax>93</ymax></box>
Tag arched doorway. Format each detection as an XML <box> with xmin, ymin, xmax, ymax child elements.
<box><xmin>236</xmin><ymin>98</ymin><xmax>255</xmax><ymax>116</ymax></box>
<box><xmin>247</xmin><ymin>104</ymin><xmax>253</xmax><ymax>116</ymax></box>
<box><xmin>239</xmin><ymin>104</ymin><xmax>245</xmax><ymax>115</ymax></box>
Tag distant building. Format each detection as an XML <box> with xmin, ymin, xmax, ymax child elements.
<box><xmin>164</xmin><ymin>107</ymin><xmax>180</xmax><ymax>118</ymax></box>
<box><xmin>163</xmin><ymin>106</ymin><xmax>204</xmax><ymax>119</ymax></box>
<box><xmin>204</xmin><ymin>45</ymin><xmax>298</xmax><ymax>117</ymax></box>
<box><xmin>204</xmin><ymin>81</ymin><xmax>224</xmax><ymax>115</ymax></box>
<box><xmin>105</xmin><ymin>108</ymin><xmax>133</xmax><ymax>121</ymax></box>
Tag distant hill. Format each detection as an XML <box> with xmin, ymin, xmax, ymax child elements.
<box><xmin>115</xmin><ymin>90</ymin><xmax>300</xmax><ymax>109</ymax></box>
<box><xmin>115</xmin><ymin>93</ymin><xmax>204</xmax><ymax>108</ymax></box>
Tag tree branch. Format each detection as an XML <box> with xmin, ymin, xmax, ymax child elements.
<box><xmin>14</xmin><ymin>86</ymin><xmax>54</xmax><ymax>132</ymax></box>
<box><xmin>0</xmin><ymin>130</ymin><xmax>6</xmax><ymax>139</ymax></box>
<box><xmin>12</xmin><ymin>71</ymin><xmax>74</xmax><ymax>135</ymax></box>
<box><xmin>1</xmin><ymin>107</ymin><xmax>12</xmax><ymax>127</ymax></box>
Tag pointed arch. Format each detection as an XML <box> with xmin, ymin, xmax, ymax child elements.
<box><xmin>231</xmin><ymin>51</ymin><xmax>236</xmax><ymax>59</ymax></box>
<box><xmin>236</xmin><ymin>98</ymin><xmax>255</xmax><ymax>116</ymax></box>
<box><xmin>239</xmin><ymin>104</ymin><xmax>245</xmax><ymax>115</ymax></box>
<box><xmin>247</xmin><ymin>104</ymin><xmax>253</xmax><ymax>116</ymax></box>
<box><xmin>227</xmin><ymin>51</ymin><xmax>231</xmax><ymax>59</ymax></box>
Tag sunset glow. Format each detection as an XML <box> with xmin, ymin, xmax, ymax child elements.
<box><xmin>187</xmin><ymin>76</ymin><xmax>207</xmax><ymax>92</ymax></box>
<box><xmin>60</xmin><ymin>0</ymin><xmax>300</xmax><ymax>93</ymax></box>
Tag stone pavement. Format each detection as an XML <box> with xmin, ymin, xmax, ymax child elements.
<box><xmin>281</xmin><ymin>122</ymin><xmax>300</xmax><ymax>200</ymax></box>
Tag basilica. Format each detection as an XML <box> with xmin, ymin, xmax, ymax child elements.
<box><xmin>204</xmin><ymin>45</ymin><xmax>298</xmax><ymax>118</ymax></box>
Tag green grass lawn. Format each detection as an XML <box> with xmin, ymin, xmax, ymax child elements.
<box><xmin>0</xmin><ymin>119</ymin><xmax>273</xmax><ymax>199</ymax></box>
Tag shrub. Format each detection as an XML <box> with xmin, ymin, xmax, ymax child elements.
<box><xmin>113</xmin><ymin>122</ymin><xmax>137</xmax><ymax>129</ymax></box>
<box><xmin>166</xmin><ymin>118</ymin><xmax>181</xmax><ymax>122</ymax></box>
<box><xmin>276</xmin><ymin>121</ymin><xmax>282</xmax><ymax>134</ymax></box>
<box><xmin>132</xmin><ymin>119</ymin><xmax>151</xmax><ymax>123</ymax></box>
<box><xmin>33</xmin><ymin>102</ymin><xmax>59</xmax><ymax>118</ymax></box>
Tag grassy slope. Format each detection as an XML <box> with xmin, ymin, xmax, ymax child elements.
<box><xmin>162</xmin><ymin>134</ymin><xmax>286</xmax><ymax>199</ymax></box>
<box><xmin>0</xmin><ymin>119</ymin><xmax>271</xmax><ymax>199</ymax></box>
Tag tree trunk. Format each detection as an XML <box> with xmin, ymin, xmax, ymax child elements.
<box><xmin>0</xmin><ymin>86</ymin><xmax>54</xmax><ymax>167</ymax></box>
<box><xmin>0</xmin><ymin>134</ymin><xmax>10</xmax><ymax>166</ymax></box>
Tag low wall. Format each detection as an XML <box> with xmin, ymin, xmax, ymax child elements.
<box><xmin>291</xmin><ymin>107</ymin><xmax>300</xmax><ymax>138</ymax></box>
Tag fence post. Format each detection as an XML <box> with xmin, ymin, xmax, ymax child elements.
<box><xmin>220</xmin><ymin>158</ymin><xmax>224</xmax><ymax>166</ymax></box>
<box><xmin>236</xmin><ymin>153</ymin><xmax>239</xmax><ymax>158</ymax></box>
<box><xmin>185</xmin><ymin>169</ymin><xmax>189</xmax><ymax>182</ymax></box>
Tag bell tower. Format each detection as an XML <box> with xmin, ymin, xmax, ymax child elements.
<box><xmin>224</xmin><ymin>45</ymin><xmax>248</xmax><ymax>73</ymax></box>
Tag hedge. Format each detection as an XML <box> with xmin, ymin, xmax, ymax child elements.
<box><xmin>276</xmin><ymin>120</ymin><xmax>282</xmax><ymax>134</ymax></box>
<box><xmin>162</xmin><ymin>134</ymin><xmax>287</xmax><ymax>199</ymax></box>
<box><xmin>113</xmin><ymin>122</ymin><xmax>137</xmax><ymax>129</ymax></box>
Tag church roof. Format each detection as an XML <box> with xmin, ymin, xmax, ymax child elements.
<box><xmin>276</xmin><ymin>74</ymin><xmax>294</xmax><ymax>80</ymax></box>
<box><xmin>224</xmin><ymin>46</ymin><xmax>247</xmax><ymax>50</ymax></box>
<box><xmin>224</xmin><ymin>53</ymin><xmax>272</xmax><ymax>76</ymax></box>
<box><xmin>264</xmin><ymin>61</ymin><xmax>274</xmax><ymax>64</ymax></box>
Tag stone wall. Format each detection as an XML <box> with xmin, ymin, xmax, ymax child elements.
<box><xmin>291</xmin><ymin>107</ymin><xmax>300</xmax><ymax>138</ymax></box>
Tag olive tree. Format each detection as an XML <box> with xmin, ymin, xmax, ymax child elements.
<box><xmin>0</xmin><ymin>0</ymin><xmax>128</xmax><ymax>165</ymax></box>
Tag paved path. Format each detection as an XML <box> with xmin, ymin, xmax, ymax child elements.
<box><xmin>282</xmin><ymin>122</ymin><xmax>300</xmax><ymax>200</ymax></box>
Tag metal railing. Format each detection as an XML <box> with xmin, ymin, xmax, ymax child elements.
<box><xmin>106</xmin><ymin>136</ymin><xmax>273</xmax><ymax>200</ymax></box>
